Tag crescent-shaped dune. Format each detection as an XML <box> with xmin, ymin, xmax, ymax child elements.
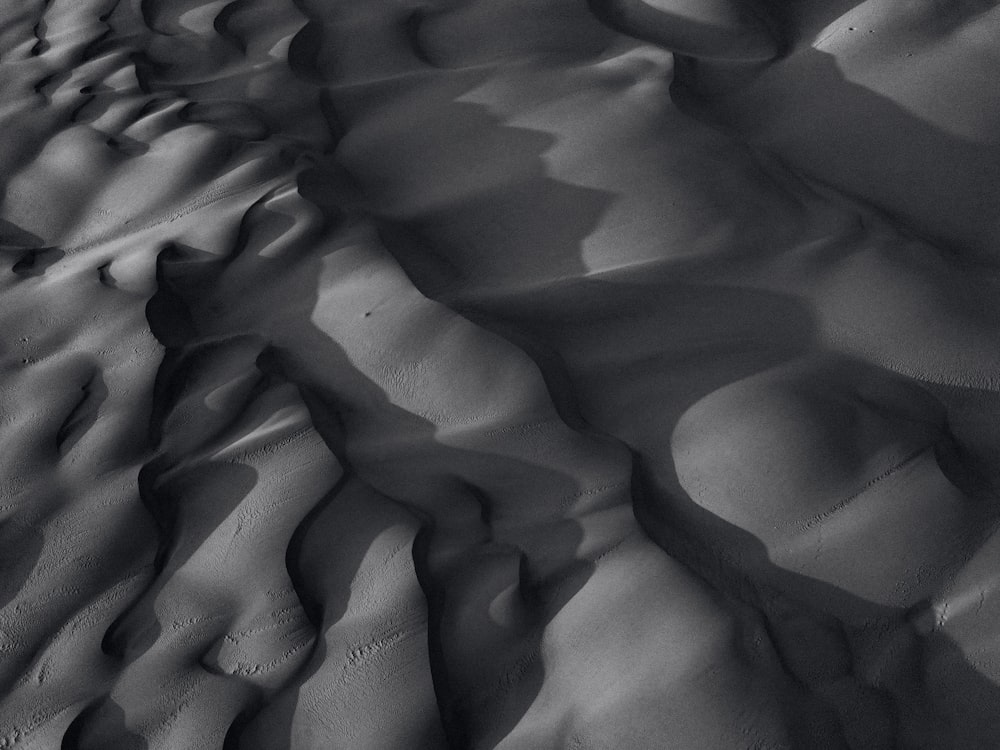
<box><xmin>1</xmin><ymin>0</ymin><xmax>1000</xmax><ymax>748</ymax></box>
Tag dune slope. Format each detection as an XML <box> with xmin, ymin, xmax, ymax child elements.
<box><xmin>1</xmin><ymin>0</ymin><xmax>1000</xmax><ymax>748</ymax></box>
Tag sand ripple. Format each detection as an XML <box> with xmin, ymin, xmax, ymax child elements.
<box><xmin>1</xmin><ymin>0</ymin><xmax>1000</xmax><ymax>747</ymax></box>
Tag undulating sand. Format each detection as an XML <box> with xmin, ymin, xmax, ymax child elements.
<box><xmin>2</xmin><ymin>0</ymin><xmax>1000</xmax><ymax>747</ymax></box>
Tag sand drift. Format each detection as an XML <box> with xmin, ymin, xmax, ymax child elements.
<box><xmin>2</xmin><ymin>0</ymin><xmax>1000</xmax><ymax>747</ymax></box>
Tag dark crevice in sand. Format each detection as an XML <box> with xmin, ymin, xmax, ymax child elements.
<box><xmin>11</xmin><ymin>246</ymin><xmax>64</xmax><ymax>277</ymax></box>
<box><xmin>401</xmin><ymin>9</ymin><xmax>438</xmax><ymax>68</ymax></box>
<box><xmin>280</xmin><ymin>461</ymin><xmax>351</xmax><ymax>632</ymax></box>
<box><xmin>930</xmin><ymin>398</ymin><xmax>1000</xmax><ymax>506</ymax></box>
<box><xmin>286</xmin><ymin>0</ymin><xmax>326</xmax><ymax>86</ymax></box>
<box><xmin>410</xmin><ymin>521</ymin><xmax>466</xmax><ymax>750</ymax></box>
<box><xmin>226</xmin><ymin>188</ymin><xmax>292</xmax><ymax>262</ymax></box>
<box><xmin>61</xmin><ymin>696</ymin><xmax>148</xmax><ymax>750</ymax></box>
<box><xmin>80</xmin><ymin>14</ymin><xmax>115</xmax><ymax>61</ymax></box>
<box><xmin>55</xmin><ymin>367</ymin><xmax>109</xmax><ymax>455</ymax></box>
<box><xmin>105</xmin><ymin>133</ymin><xmax>150</xmax><ymax>157</ymax></box>
<box><xmin>213</xmin><ymin>0</ymin><xmax>249</xmax><ymax>55</ymax></box>
<box><xmin>32</xmin><ymin>71</ymin><xmax>72</xmax><ymax>103</ymax></box>
<box><xmin>138</xmin><ymin>0</ymin><xmax>172</xmax><ymax>38</ymax></box>
<box><xmin>70</xmin><ymin>84</ymin><xmax>116</xmax><ymax>125</ymax></box>
<box><xmin>127</xmin><ymin>52</ymin><xmax>155</xmax><ymax>96</ymax></box>
<box><xmin>30</xmin><ymin>19</ymin><xmax>49</xmax><ymax>57</ymax></box>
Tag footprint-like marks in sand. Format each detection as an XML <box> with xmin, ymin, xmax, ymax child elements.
<box><xmin>6</xmin><ymin>0</ymin><xmax>1000</xmax><ymax>747</ymax></box>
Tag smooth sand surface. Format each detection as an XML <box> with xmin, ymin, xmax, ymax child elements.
<box><xmin>2</xmin><ymin>0</ymin><xmax>1000</xmax><ymax>747</ymax></box>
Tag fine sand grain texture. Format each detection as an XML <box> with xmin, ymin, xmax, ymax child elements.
<box><xmin>1</xmin><ymin>0</ymin><xmax>1000</xmax><ymax>748</ymax></box>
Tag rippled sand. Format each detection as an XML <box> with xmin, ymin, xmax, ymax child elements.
<box><xmin>2</xmin><ymin>0</ymin><xmax>1000</xmax><ymax>747</ymax></box>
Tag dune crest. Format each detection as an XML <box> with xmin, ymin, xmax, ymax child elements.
<box><xmin>2</xmin><ymin>0</ymin><xmax>1000</xmax><ymax>747</ymax></box>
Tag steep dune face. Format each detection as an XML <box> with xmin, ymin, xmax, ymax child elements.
<box><xmin>2</xmin><ymin>0</ymin><xmax>1000</xmax><ymax>748</ymax></box>
<box><xmin>672</xmin><ymin>356</ymin><xmax>972</xmax><ymax>609</ymax></box>
<box><xmin>673</xmin><ymin>0</ymin><xmax>1000</xmax><ymax>259</ymax></box>
<box><xmin>589</xmin><ymin>0</ymin><xmax>779</xmax><ymax>61</ymax></box>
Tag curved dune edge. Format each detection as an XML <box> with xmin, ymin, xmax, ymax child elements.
<box><xmin>1</xmin><ymin>0</ymin><xmax>1000</xmax><ymax>748</ymax></box>
<box><xmin>590</xmin><ymin>0</ymin><xmax>781</xmax><ymax>62</ymax></box>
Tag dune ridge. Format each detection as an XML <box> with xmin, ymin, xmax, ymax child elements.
<box><xmin>1</xmin><ymin>0</ymin><xmax>1000</xmax><ymax>747</ymax></box>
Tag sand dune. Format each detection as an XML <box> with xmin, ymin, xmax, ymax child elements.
<box><xmin>1</xmin><ymin>0</ymin><xmax>1000</xmax><ymax>747</ymax></box>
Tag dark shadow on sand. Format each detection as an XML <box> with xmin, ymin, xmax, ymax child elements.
<box><xmin>66</xmin><ymin>0</ymin><xmax>1000</xmax><ymax>747</ymax></box>
<box><xmin>670</xmin><ymin>6</ymin><xmax>1000</xmax><ymax>262</ymax></box>
<box><xmin>428</xmin><ymin>241</ymin><xmax>1000</xmax><ymax>750</ymax></box>
<box><xmin>147</xmin><ymin>196</ymin><xmax>612</xmax><ymax>747</ymax></box>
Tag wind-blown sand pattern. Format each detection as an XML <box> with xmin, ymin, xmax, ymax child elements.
<box><xmin>2</xmin><ymin>0</ymin><xmax>1000</xmax><ymax>747</ymax></box>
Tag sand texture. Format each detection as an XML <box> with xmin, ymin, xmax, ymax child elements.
<box><xmin>1</xmin><ymin>0</ymin><xmax>1000</xmax><ymax>747</ymax></box>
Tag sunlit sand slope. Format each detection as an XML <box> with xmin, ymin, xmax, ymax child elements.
<box><xmin>1</xmin><ymin>0</ymin><xmax>1000</xmax><ymax>748</ymax></box>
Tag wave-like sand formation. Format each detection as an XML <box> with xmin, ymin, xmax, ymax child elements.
<box><xmin>2</xmin><ymin>0</ymin><xmax>1000</xmax><ymax>747</ymax></box>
